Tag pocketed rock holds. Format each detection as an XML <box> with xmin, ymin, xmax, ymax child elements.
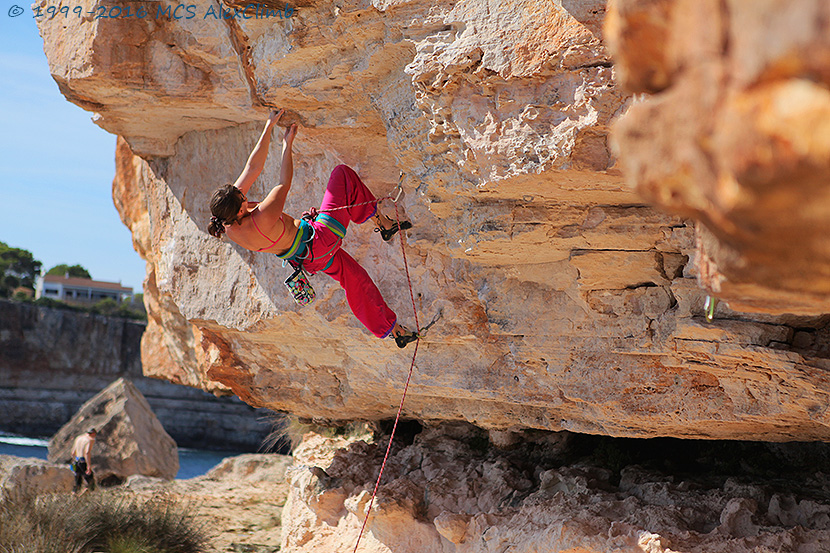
<box><xmin>282</xmin><ymin>424</ymin><xmax>830</xmax><ymax>553</ymax></box>
<box><xmin>47</xmin><ymin>378</ymin><xmax>179</xmax><ymax>482</ymax></box>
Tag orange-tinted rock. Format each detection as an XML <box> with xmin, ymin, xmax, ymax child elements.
<box><xmin>37</xmin><ymin>0</ymin><xmax>830</xmax><ymax>442</ymax></box>
<box><xmin>609</xmin><ymin>0</ymin><xmax>830</xmax><ymax>315</ymax></box>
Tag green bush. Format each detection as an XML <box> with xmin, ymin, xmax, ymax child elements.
<box><xmin>12</xmin><ymin>289</ymin><xmax>33</xmax><ymax>301</ymax></box>
<box><xmin>0</xmin><ymin>242</ymin><xmax>42</xmax><ymax>297</ymax></box>
<box><xmin>13</xmin><ymin>296</ymin><xmax>148</xmax><ymax>321</ymax></box>
<box><xmin>0</xmin><ymin>489</ymin><xmax>209</xmax><ymax>553</ymax></box>
<box><xmin>33</xmin><ymin>296</ymin><xmax>85</xmax><ymax>312</ymax></box>
<box><xmin>90</xmin><ymin>298</ymin><xmax>147</xmax><ymax>321</ymax></box>
<box><xmin>46</xmin><ymin>264</ymin><xmax>91</xmax><ymax>279</ymax></box>
<box><xmin>91</xmin><ymin>297</ymin><xmax>120</xmax><ymax>316</ymax></box>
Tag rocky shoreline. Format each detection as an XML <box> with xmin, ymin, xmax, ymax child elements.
<box><xmin>1</xmin><ymin>452</ymin><xmax>291</xmax><ymax>553</ymax></box>
<box><xmin>7</xmin><ymin>424</ymin><xmax>830</xmax><ymax>552</ymax></box>
<box><xmin>0</xmin><ymin>299</ymin><xmax>273</xmax><ymax>451</ymax></box>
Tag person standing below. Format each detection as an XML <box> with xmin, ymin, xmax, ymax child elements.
<box><xmin>71</xmin><ymin>428</ymin><xmax>96</xmax><ymax>493</ymax></box>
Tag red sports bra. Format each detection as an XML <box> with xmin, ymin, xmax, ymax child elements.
<box><xmin>250</xmin><ymin>211</ymin><xmax>287</xmax><ymax>252</ymax></box>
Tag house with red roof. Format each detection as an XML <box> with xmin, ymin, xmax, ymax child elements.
<box><xmin>35</xmin><ymin>274</ymin><xmax>133</xmax><ymax>304</ymax></box>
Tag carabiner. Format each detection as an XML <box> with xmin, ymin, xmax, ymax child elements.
<box><xmin>391</xmin><ymin>184</ymin><xmax>404</xmax><ymax>204</ymax></box>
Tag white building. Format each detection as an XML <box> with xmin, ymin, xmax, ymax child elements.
<box><xmin>36</xmin><ymin>275</ymin><xmax>133</xmax><ymax>304</ymax></box>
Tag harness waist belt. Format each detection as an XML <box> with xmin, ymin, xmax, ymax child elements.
<box><xmin>316</xmin><ymin>212</ymin><xmax>347</xmax><ymax>238</ymax></box>
<box><xmin>276</xmin><ymin>219</ymin><xmax>312</xmax><ymax>262</ymax></box>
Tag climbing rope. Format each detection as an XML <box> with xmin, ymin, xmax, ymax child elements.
<box><xmin>292</xmin><ymin>178</ymin><xmax>420</xmax><ymax>551</ymax></box>
<box><xmin>317</xmin><ymin>182</ymin><xmax>404</xmax><ymax>214</ymax></box>
<box><xmin>351</xmin><ymin>193</ymin><xmax>421</xmax><ymax>553</ymax></box>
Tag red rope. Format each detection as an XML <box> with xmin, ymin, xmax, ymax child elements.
<box><xmin>320</xmin><ymin>195</ymin><xmax>394</xmax><ymax>213</ymax></box>
<box><xmin>393</xmin><ymin>200</ymin><xmax>421</xmax><ymax>334</ymax></box>
<box><xmin>351</xmin><ymin>200</ymin><xmax>420</xmax><ymax>553</ymax></box>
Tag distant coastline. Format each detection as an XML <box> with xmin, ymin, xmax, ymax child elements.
<box><xmin>0</xmin><ymin>433</ymin><xmax>240</xmax><ymax>479</ymax></box>
<box><xmin>0</xmin><ymin>298</ymin><xmax>276</xmax><ymax>452</ymax></box>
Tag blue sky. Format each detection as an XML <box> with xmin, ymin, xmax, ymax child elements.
<box><xmin>0</xmin><ymin>4</ymin><xmax>146</xmax><ymax>292</ymax></box>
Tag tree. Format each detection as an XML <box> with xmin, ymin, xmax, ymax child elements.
<box><xmin>46</xmin><ymin>264</ymin><xmax>91</xmax><ymax>279</ymax></box>
<box><xmin>91</xmin><ymin>297</ymin><xmax>119</xmax><ymax>316</ymax></box>
<box><xmin>0</xmin><ymin>242</ymin><xmax>42</xmax><ymax>297</ymax></box>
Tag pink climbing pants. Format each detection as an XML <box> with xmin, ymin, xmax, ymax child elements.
<box><xmin>302</xmin><ymin>165</ymin><xmax>397</xmax><ymax>338</ymax></box>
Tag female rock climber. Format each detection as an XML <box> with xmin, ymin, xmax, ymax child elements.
<box><xmin>207</xmin><ymin>110</ymin><xmax>418</xmax><ymax>348</ymax></box>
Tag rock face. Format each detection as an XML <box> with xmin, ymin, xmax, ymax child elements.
<box><xmin>0</xmin><ymin>455</ymin><xmax>74</xmax><ymax>495</ymax></box>
<box><xmin>37</xmin><ymin>0</ymin><xmax>830</xmax><ymax>441</ymax></box>
<box><xmin>0</xmin><ymin>299</ymin><xmax>272</xmax><ymax>450</ymax></box>
<box><xmin>48</xmin><ymin>377</ymin><xmax>179</xmax><ymax>481</ymax></box>
<box><xmin>282</xmin><ymin>425</ymin><xmax>830</xmax><ymax>553</ymax></box>
<box><xmin>607</xmin><ymin>0</ymin><xmax>830</xmax><ymax>315</ymax></box>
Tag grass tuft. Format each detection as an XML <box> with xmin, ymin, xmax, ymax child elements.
<box><xmin>0</xmin><ymin>488</ymin><xmax>209</xmax><ymax>553</ymax></box>
<box><xmin>262</xmin><ymin>413</ymin><xmax>374</xmax><ymax>453</ymax></box>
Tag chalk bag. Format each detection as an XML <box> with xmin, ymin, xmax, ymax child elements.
<box><xmin>284</xmin><ymin>267</ymin><xmax>316</xmax><ymax>306</ymax></box>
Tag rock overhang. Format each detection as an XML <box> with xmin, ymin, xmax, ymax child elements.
<box><xmin>36</xmin><ymin>0</ymin><xmax>830</xmax><ymax>441</ymax></box>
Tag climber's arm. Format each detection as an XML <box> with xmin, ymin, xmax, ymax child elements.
<box><xmin>256</xmin><ymin>124</ymin><xmax>297</xmax><ymax>223</ymax></box>
<box><xmin>233</xmin><ymin>110</ymin><xmax>283</xmax><ymax>195</ymax></box>
<box><xmin>278</xmin><ymin>123</ymin><xmax>296</xmax><ymax>190</ymax></box>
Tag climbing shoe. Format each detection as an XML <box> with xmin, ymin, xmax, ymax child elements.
<box><xmin>394</xmin><ymin>326</ymin><xmax>419</xmax><ymax>349</ymax></box>
<box><xmin>374</xmin><ymin>220</ymin><xmax>412</xmax><ymax>242</ymax></box>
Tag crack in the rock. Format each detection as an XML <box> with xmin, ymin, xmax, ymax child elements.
<box><xmin>569</xmin><ymin>248</ymin><xmax>657</xmax><ymax>259</ymax></box>
<box><xmin>571</xmin><ymin>60</ymin><xmax>614</xmax><ymax>70</ymax></box>
<box><xmin>222</xmin><ymin>16</ymin><xmax>265</xmax><ymax>109</ymax></box>
<box><xmin>624</xmin><ymin>282</ymin><xmax>659</xmax><ymax>290</ymax></box>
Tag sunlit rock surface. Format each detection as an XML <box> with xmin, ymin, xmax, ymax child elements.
<box><xmin>0</xmin><ymin>455</ymin><xmax>74</xmax><ymax>495</ymax></box>
<box><xmin>37</xmin><ymin>0</ymin><xmax>830</xmax><ymax>441</ymax></box>
<box><xmin>282</xmin><ymin>425</ymin><xmax>830</xmax><ymax>553</ymax></box>
<box><xmin>608</xmin><ymin>0</ymin><xmax>830</xmax><ymax>315</ymax></box>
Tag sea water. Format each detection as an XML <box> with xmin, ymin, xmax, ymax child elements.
<box><xmin>0</xmin><ymin>434</ymin><xmax>240</xmax><ymax>480</ymax></box>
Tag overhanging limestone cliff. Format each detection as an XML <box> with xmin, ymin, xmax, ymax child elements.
<box><xmin>607</xmin><ymin>0</ymin><xmax>830</xmax><ymax>316</ymax></box>
<box><xmin>39</xmin><ymin>0</ymin><xmax>830</xmax><ymax>440</ymax></box>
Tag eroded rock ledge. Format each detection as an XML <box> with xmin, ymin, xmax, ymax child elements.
<box><xmin>283</xmin><ymin>423</ymin><xmax>830</xmax><ymax>553</ymax></box>
<box><xmin>37</xmin><ymin>0</ymin><xmax>830</xmax><ymax>440</ymax></box>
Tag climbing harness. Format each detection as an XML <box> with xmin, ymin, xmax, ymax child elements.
<box><xmin>282</xmin><ymin>181</ymin><xmax>404</xmax><ymax>307</ymax></box>
<box><xmin>280</xmin><ymin>217</ymin><xmax>317</xmax><ymax>306</ymax></box>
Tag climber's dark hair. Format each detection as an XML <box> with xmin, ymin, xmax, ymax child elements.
<box><xmin>208</xmin><ymin>184</ymin><xmax>244</xmax><ymax>238</ymax></box>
